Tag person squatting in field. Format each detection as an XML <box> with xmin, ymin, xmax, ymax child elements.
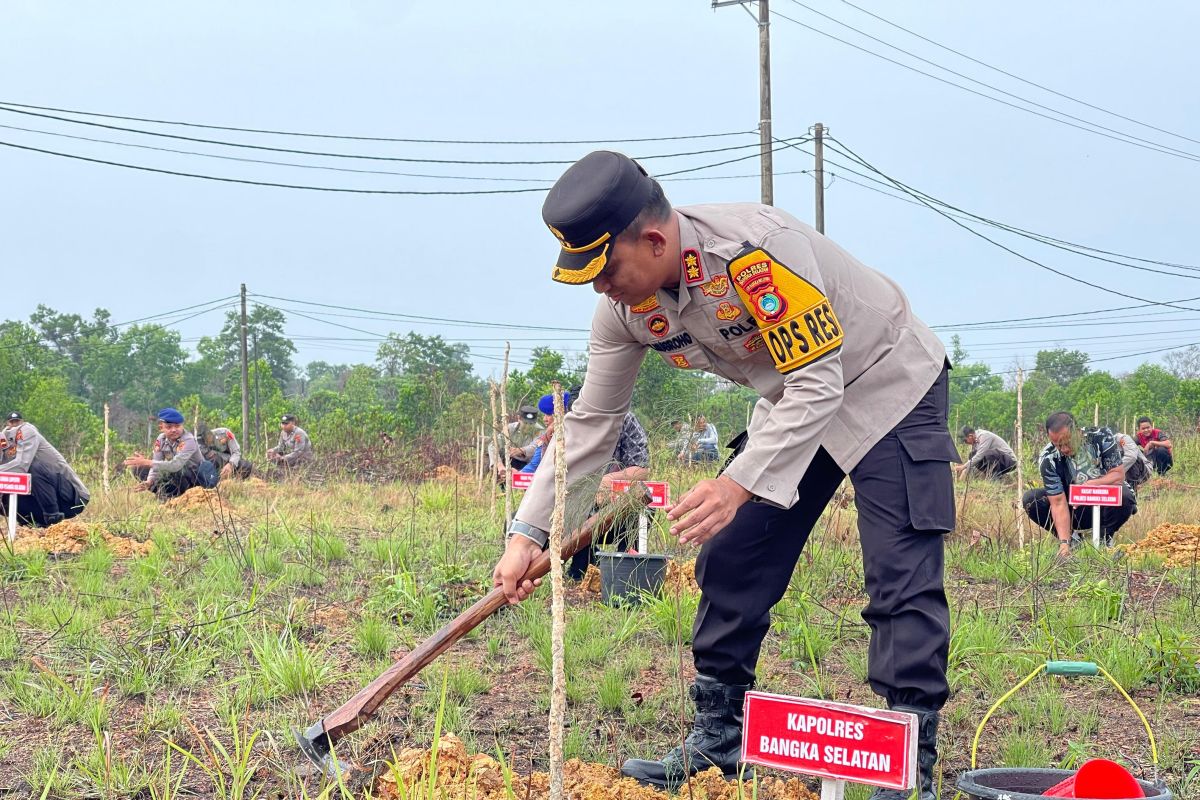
<box><xmin>266</xmin><ymin>414</ymin><xmax>312</xmax><ymax>477</ymax></box>
<box><xmin>0</xmin><ymin>411</ymin><xmax>90</xmax><ymax>527</ymax></box>
<box><xmin>955</xmin><ymin>426</ymin><xmax>1016</xmax><ymax>479</ymax></box>
<box><xmin>1135</xmin><ymin>415</ymin><xmax>1173</xmax><ymax>475</ymax></box>
<box><xmin>196</xmin><ymin>423</ymin><xmax>253</xmax><ymax>480</ymax></box>
<box><xmin>124</xmin><ymin>407</ymin><xmax>205</xmax><ymax>500</ymax></box>
<box><xmin>1115</xmin><ymin>431</ymin><xmax>1153</xmax><ymax>490</ymax></box>
<box><xmin>522</xmin><ymin>388</ymin><xmax>652</xmax><ymax>580</ymax></box>
<box><xmin>1023</xmin><ymin>412</ymin><xmax>1137</xmax><ymax>553</ymax></box>
<box><xmin>492</xmin><ymin>151</ymin><xmax>957</xmax><ymax>800</ymax></box>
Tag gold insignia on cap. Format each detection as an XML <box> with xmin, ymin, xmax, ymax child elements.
<box><xmin>551</xmin><ymin>243</ymin><xmax>609</xmax><ymax>284</ymax></box>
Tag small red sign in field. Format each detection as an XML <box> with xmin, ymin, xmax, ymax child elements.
<box><xmin>742</xmin><ymin>692</ymin><xmax>916</xmax><ymax>792</ymax></box>
<box><xmin>608</xmin><ymin>480</ymin><xmax>670</xmax><ymax>508</ymax></box>
<box><xmin>510</xmin><ymin>471</ymin><xmax>534</xmax><ymax>490</ymax></box>
<box><xmin>0</xmin><ymin>472</ymin><xmax>31</xmax><ymax>495</ymax></box>
<box><xmin>1068</xmin><ymin>484</ymin><xmax>1122</xmax><ymax>506</ymax></box>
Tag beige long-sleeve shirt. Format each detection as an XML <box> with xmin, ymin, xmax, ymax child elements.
<box><xmin>0</xmin><ymin>422</ymin><xmax>90</xmax><ymax>501</ymax></box>
<box><xmin>967</xmin><ymin>429</ymin><xmax>1016</xmax><ymax>468</ymax></box>
<box><xmin>512</xmin><ymin>203</ymin><xmax>949</xmax><ymax>536</ymax></box>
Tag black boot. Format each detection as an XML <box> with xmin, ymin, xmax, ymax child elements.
<box><xmin>869</xmin><ymin>705</ymin><xmax>939</xmax><ymax>800</ymax></box>
<box><xmin>43</xmin><ymin>512</ymin><xmax>65</xmax><ymax>527</ymax></box>
<box><xmin>621</xmin><ymin>675</ymin><xmax>752</xmax><ymax>790</ymax></box>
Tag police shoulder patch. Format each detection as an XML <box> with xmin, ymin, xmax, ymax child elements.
<box><xmin>727</xmin><ymin>247</ymin><xmax>842</xmax><ymax>374</ymax></box>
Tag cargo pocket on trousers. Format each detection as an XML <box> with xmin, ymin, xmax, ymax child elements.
<box><xmin>896</xmin><ymin>428</ymin><xmax>958</xmax><ymax>533</ymax></box>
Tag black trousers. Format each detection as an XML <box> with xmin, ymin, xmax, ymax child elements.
<box><xmin>971</xmin><ymin>453</ymin><xmax>1016</xmax><ymax>479</ymax></box>
<box><xmin>1147</xmin><ymin>448</ymin><xmax>1173</xmax><ymax>475</ymax></box>
<box><xmin>693</xmin><ymin>367</ymin><xmax>956</xmax><ymax>710</ymax></box>
<box><xmin>1022</xmin><ymin>488</ymin><xmax>1135</xmax><ymax>541</ymax></box>
<box><xmin>1</xmin><ymin>464</ymin><xmax>88</xmax><ymax>527</ymax></box>
<box><xmin>131</xmin><ymin>465</ymin><xmax>203</xmax><ymax>500</ymax></box>
<box><xmin>207</xmin><ymin>453</ymin><xmax>253</xmax><ymax>479</ymax></box>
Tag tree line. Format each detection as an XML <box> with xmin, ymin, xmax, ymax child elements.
<box><xmin>3</xmin><ymin>305</ymin><xmax>1196</xmax><ymax>465</ymax></box>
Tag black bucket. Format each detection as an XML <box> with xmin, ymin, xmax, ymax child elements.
<box><xmin>956</xmin><ymin>767</ymin><xmax>1171</xmax><ymax>799</ymax></box>
<box><xmin>596</xmin><ymin>552</ymin><xmax>668</xmax><ymax>605</ymax></box>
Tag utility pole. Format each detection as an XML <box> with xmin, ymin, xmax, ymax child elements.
<box><xmin>239</xmin><ymin>284</ymin><xmax>250</xmax><ymax>451</ymax></box>
<box><xmin>253</xmin><ymin>331</ymin><xmax>261</xmax><ymax>455</ymax></box>
<box><xmin>714</xmin><ymin>0</ymin><xmax>773</xmax><ymax>205</ymax></box>
<box><xmin>813</xmin><ymin>122</ymin><xmax>826</xmax><ymax>233</ymax></box>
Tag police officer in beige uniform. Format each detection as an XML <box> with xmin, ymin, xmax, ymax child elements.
<box><xmin>0</xmin><ymin>412</ymin><xmax>90</xmax><ymax>526</ymax></box>
<box><xmin>492</xmin><ymin>152</ymin><xmax>957</xmax><ymax>799</ymax></box>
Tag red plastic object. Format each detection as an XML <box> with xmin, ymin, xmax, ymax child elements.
<box><xmin>1043</xmin><ymin>759</ymin><xmax>1145</xmax><ymax>798</ymax></box>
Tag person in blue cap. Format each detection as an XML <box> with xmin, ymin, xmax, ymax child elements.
<box><xmin>124</xmin><ymin>408</ymin><xmax>206</xmax><ymax>500</ymax></box>
<box><xmin>524</xmin><ymin>387</ymin><xmax>651</xmax><ymax>579</ymax></box>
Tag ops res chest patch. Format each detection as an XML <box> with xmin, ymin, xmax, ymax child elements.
<box><xmin>728</xmin><ymin>246</ymin><xmax>843</xmax><ymax>374</ymax></box>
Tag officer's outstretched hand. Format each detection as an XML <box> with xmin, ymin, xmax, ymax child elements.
<box><xmin>668</xmin><ymin>475</ymin><xmax>752</xmax><ymax>547</ymax></box>
<box><xmin>493</xmin><ymin>536</ymin><xmax>544</xmax><ymax>605</ymax></box>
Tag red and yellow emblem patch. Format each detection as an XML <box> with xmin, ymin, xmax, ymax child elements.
<box><xmin>700</xmin><ymin>275</ymin><xmax>730</xmax><ymax>297</ymax></box>
<box><xmin>630</xmin><ymin>296</ymin><xmax>660</xmax><ymax>314</ymax></box>
<box><xmin>728</xmin><ymin>247</ymin><xmax>842</xmax><ymax>373</ymax></box>
<box><xmin>682</xmin><ymin>249</ymin><xmax>705</xmax><ymax>286</ymax></box>
<box><xmin>670</xmin><ymin>354</ymin><xmax>691</xmax><ymax>369</ymax></box>
<box><xmin>647</xmin><ymin>314</ymin><xmax>670</xmax><ymax>338</ymax></box>
<box><xmin>743</xmin><ymin>333</ymin><xmax>766</xmax><ymax>353</ymax></box>
<box><xmin>715</xmin><ymin>301</ymin><xmax>742</xmax><ymax>322</ymax></box>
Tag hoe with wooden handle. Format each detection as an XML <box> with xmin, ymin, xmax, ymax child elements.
<box><xmin>294</xmin><ymin>494</ymin><xmax>650</xmax><ymax>777</ymax></box>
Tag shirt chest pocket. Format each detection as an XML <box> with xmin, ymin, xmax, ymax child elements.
<box><xmin>649</xmin><ymin>336</ymin><xmax>712</xmax><ymax>372</ymax></box>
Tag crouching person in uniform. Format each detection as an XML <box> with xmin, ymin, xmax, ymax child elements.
<box><xmin>0</xmin><ymin>411</ymin><xmax>90</xmax><ymax>526</ymax></box>
<box><xmin>1023</xmin><ymin>412</ymin><xmax>1136</xmax><ymax>552</ymax></box>
<box><xmin>197</xmin><ymin>424</ymin><xmax>253</xmax><ymax>480</ymax></box>
<box><xmin>492</xmin><ymin>152</ymin><xmax>957</xmax><ymax>799</ymax></box>
<box><xmin>124</xmin><ymin>408</ymin><xmax>204</xmax><ymax>500</ymax></box>
<box><xmin>266</xmin><ymin>414</ymin><xmax>312</xmax><ymax>478</ymax></box>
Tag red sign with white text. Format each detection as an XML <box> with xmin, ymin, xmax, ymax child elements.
<box><xmin>609</xmin><ymin>480</ymin><xmax>671</xmax><ymax>508</ymax></box>
<box><xmin>1068</xmin><ymin>484</ymin><xmax>1122</xmax><ymax>507</ymax></box>
<box><xmin>742</xmin><ymin>692</ymin><xmax>916</xmax><ymax>791</ymax></box>
<box><xmin>510</xmin><ymin>471</ymin><xmax>534</xmax><ymax>490</ymax></box>
<box><xmin>0</xmin><ymin>472</ymin><xmax>31</xmax><ymax>495</ymax></box>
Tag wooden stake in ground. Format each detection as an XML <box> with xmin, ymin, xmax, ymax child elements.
<box><xmin>1094</xmin><ymin>403</ymin><xmax>1099</xmax><ymax>427</ymax></box>
<box><xmin>102</xmin><ymin>402</ymin><xmax>111</xmax><ymax>494</ymax></box>
<box><xmin>548</xmin><ymin>381</ymin><xmax>568</xmax><ymax>800</ymax></box>
<box><xmin>488</xmin><ymin>381</ymin><xmax>501</xmax><ymax>524</ymax></box>
<box><xmin>500</xmin><ymin>343</ymin><xmax>513</xmax><ymax>533</ymax></box>
<box><xmin>1015</xmin><ymin>368</ymin><xmax>1025</xmax><ymax>549</ymax></box>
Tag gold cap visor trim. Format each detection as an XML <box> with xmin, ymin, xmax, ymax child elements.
<box><xmin>552</xmin><ymin>243</ymin><xmax>609</xmax><ymax>285</ymax></box>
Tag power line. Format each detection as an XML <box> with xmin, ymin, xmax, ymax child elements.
<box><xmin>0</xmin><ymin>100</ymin><xmax>756</xmax><ymax>146</ymax></box>
<box><xmin>0</xmin><ymin>122</ymin><xmax>554</xmax><ymax>182</ymax></box>
<box><xmin>0</xmin><ymin>105</ymin><xmax>767</xmax><ymax>165</ymax></box>
<box><xmin>773</xmin><ymin>137</ymin><xmax>1200</xmax><ymax>274</ymax></box>
<box><xmin>768</xmin><ymin>8</ymin><xmax>1200</xmax><ymax>164</ymax></box>
<box><xmin>821</xmin><ymin>136</ymin><xmax>1200</xmax><ymax>312</ymax></box>
<box><xmin>830</xmin><ymin>0</ymin><xmax>1200</xmax><ymax>148</ymax></box>
<box><xmin>0</xmin><ymin>139</ymin><xmax>554</xmax><ymax>195</ymax></box>
<box><xmin>781</xmin><ymin>0</ymin><xmax>1200</xmax><ymax>162</ymax></box>
<box><xmin>252</xmin><ymin>293</ymin><xmax>592</xmax><ymax>333</ymax></box>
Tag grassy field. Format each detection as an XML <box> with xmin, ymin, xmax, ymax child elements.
<box><xmin>1</xmin><ymin>445</ymin><xmax>1198</xmax><ymax>799</ymax></box>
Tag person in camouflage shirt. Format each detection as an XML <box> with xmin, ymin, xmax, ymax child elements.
<box><xmin>1022</xmin><ymin>411</ymin><xmax>1136</xmax><ymax>553</ymax></box>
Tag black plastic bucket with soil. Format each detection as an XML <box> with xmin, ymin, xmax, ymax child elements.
<box><xmin>956</xmin><ymin>767</ymin><xmax>1171</xmax><ymax>799</ymax></box>
<box><xmin>597</xmin><ymin>552</ymin><xmax>668</xmax><ymax>605</ymax></box>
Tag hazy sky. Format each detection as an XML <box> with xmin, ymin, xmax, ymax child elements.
<box><xmin>3</xmin><ymin>1</ymin><xmax>1198</xmax><ymax>380</ymax></box>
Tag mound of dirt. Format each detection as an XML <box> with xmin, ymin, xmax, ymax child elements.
<box><xmin>165</xmin><ymin>486</ymin><xmax>227</xmax><ymax>511</ymax></box>
<box><xmin>11</xmin><ymin>520</ymin><xmax>153</xmax><ymax>558</ymax></box>
<box><xmin>663</xmin><ymin>559</ymin><xmax>698</xmax><ymax>594</ymax></box>
<box><xmin>580</xmin><ymin>564</ymin><xmax>602</xmax><ymax>594</ymax></box>
<box><xmin>377</xmin><ymin>734</ymin><xmax>818</xmax><ymax>800</ymax></box>
<box><xmin>1122</xmin><ymin>523</ymin><xmax>1200</xmax><ymax>567</ymax></box>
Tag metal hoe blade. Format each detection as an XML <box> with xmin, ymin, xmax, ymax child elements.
<box><xmin>293</xmin><ymin>721</ymin><xmax>353</xmax><ymax>780</ymax></box>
